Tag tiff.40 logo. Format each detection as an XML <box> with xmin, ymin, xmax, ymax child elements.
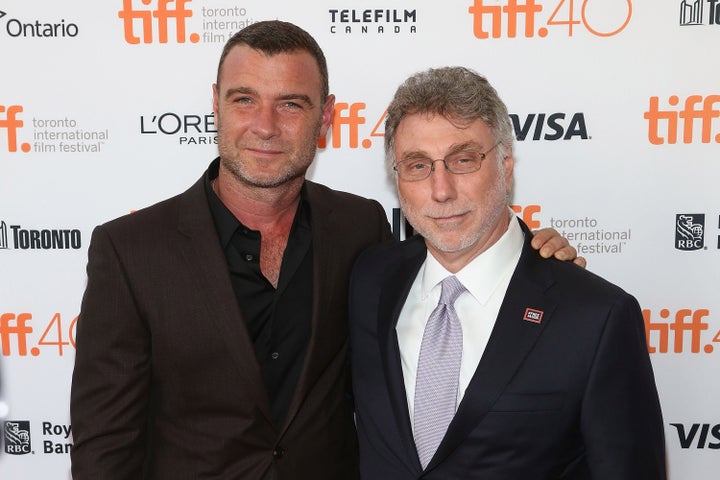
<box><xmin>1</xmin><ymin>312</ymin><xmax>78</xmax><ymax>357</ymax></box>
<box><xmin>118</xmin><ymin>0</ymin><xmax>199</xmax><ymax>44</ymax></box>
<box><xmin>468</xmin><ymin>0</ymin><xmax>633</xmax><ymax>39</ymax></box>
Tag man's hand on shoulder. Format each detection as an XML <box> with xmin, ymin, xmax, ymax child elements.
<box><xmin>531</xmin><ymin>227</ymin><xmax>587</xmax><ymax>268</ymax></box>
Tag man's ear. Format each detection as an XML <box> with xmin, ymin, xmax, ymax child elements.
<box><xmin>319</xmin><ymin>94</ymin><xmax>336</xmax><ymax>138</ymax></box>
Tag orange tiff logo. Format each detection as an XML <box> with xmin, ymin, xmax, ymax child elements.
<box><xmin>644</xmin><ymin>95</ymin><xmax>720</xmax><ymax>144</ymax></box>
<box><xmin>0</xmin><ymin>105</ymin><xmax>31</xmax><ymax>153</ymax></box>
<box><xmin>318</xmin><ymin>102</ymin><xmax>385</xmax><ymax>150</ymax></box>
<box><xmin>0</xmin><ymin>313</ymin><xmax>33</xmax><ymax>356</ymax></box>
<box><xmin>0</xmin><ymin>312</ymin><xmax>78</xmax><ymax>357</ymax></box>
<box><xmin>468</xmin><ymin>0</ymin><xmax>632</xmax><ymax>39</ymax></box>
<box><xmin>643</xmin><ymin>308</ymin><xmax>720</xmax><ymax>354</ymax></box>
<box><xmin>510</xmin><ymin>204</ymin><xmax>541</xmax><ymax>230</ymax></box>
<box><xmin>118</xmin><ymin>0</ymin><xmax>199</xmax><ymax>44</ymax></box>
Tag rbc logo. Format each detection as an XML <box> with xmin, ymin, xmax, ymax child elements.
<box><xmin>4</xmin><ymin>421</ymin><xmax>31</xmax><ymax>455</ymax></box>
<box><xmin>675</xmin><ymin>214</ymin><xmax>704</xmax><ymax>251</ymax></box>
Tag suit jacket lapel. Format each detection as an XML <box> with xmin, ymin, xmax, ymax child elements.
<box><xmin>281</xmin><ymin>182</ymin><xmax>358</xmax><ymax>432</ymax></box>
<box><xmin>428</xmin><ymin>220</ymin><xmax>559</xmax><ymax>470</ymax></box>
<box><xmin>175</xmin><ymin>175</ymin><xmax>274</xmax><ymax>425</ymax></box>
<box><xmin>377</xmin><ymin>235</ymin><xmax>427</xmax><ymax>473</ymax></box>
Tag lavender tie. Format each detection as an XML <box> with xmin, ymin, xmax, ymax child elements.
<box><xmin>413</xmin><ymin>275</ymin><xmax>466</xmax><ymax>469</ymax></box>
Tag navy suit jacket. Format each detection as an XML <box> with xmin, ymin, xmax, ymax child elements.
<box><xmin>71</xmin><ymin>165</ymin><xmax>391</xmax><ymax>480</ymax></box>
<box><xmin>348</xmin><ymin>219</ymin><xmax>666</xmax><ymax>479</ymax></box>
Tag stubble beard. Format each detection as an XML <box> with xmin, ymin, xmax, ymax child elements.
<box><xmin>216</xmin><ymin>120</ymin><xmax>321</xmax><ymax>190</ymax></box>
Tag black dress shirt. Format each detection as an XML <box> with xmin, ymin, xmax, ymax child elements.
<box><xmin>205</xmin><ymin>159</ymin><xmax>313</xmax><ymax>428</ymax></box>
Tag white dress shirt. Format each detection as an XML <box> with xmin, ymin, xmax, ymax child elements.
<box><xmin>396</xmin><ymin>213</ymin><xmax>524</xmax><ymax>433</ymax></box>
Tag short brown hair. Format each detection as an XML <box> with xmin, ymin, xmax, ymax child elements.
<box><xmin>216</xmin><ymin>20</ymin><xmax>329</xmax><ymax>101</ymax></box>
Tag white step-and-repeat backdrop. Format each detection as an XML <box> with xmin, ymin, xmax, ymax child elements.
<box><xmin>1</xmin><ymin>1</ymin><xmax>718</xmax><ymax>478</ymax></box>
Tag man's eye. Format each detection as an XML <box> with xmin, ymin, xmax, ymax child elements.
<box><xmin>280</xmin><ymin>101</ymin><xmax>306</xmax><ymax>111</ymax></box>
<box><xmin>233</xmin><ymin>96</ymin><xmax>252</xmax><ymax>104</ymax></box>
<box><xmin>407</xmin><ymin>161</ymin><xmax>429</xmax><ymax>171</ymax></box>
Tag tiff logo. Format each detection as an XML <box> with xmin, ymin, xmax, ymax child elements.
<box><xmin>644</xmin><ymin>95</ymin><xmax>720</xmax><ymax>144</ymax></box>
<box><xmin>0</xmin><ymin>105</ymin><xmax>31</xmax><ymax>153</ymax></box>
<box><xmin>468</xmin><ymin>0</ymin><xmax>543</xmax><ymax>39</ymax></box>
<box><xmin>118</xmin><ymin>0</ymin><xmax>198</xmax><ymax>44</ymax></box>
<box><xmin>0</xmin><ymin>313</ymin><xmax>33</xmax><ymax>356</ymax></box>
<box><xmin>680</xmin><ymin>0</ymin><xmax>720</xmax><ymax>25</ymax></box>
<box><xmin>318</xmin><ymin>102</ymin><xmax>369</xmax><ymax>149</ymax></box>
<box><xmin>643</xmin><ymin>308</ymin><xmax>713</xmax><ymax>354</ymax></box>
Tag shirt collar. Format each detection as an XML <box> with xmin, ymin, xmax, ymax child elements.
<box><xmin>421</xmin><ymin>210</ymin><xmax>524</xmax><ymax>304</ymax></box>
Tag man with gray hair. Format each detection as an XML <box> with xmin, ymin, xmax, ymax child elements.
<box><xmin>348</xmin><ymin>67</ymin><xmax>666</xmax><ymax>479</ymax></box>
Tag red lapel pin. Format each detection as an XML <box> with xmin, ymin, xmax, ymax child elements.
<box><xmin>523</xmin><ymin>308</ymin><xmax>543</xmax><ymax>324</ymax></box>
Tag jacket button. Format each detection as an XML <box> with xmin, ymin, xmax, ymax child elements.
<box><xmin>272</xmin><ymin>446</ymin><xmax>284</xmax><ymax>459</ymax></box>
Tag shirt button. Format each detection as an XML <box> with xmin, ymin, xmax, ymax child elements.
<box><xmin>271</xmin><ymin>352</ymin><xmax>279</xmax><ymax>360</ymax></box>
<box><xmin>273</xmin><ymin>446</ymin><xmax>284</xmax><ymax>459</ymax></box>
<box><xmin>245</xmin><ymin>254</ymin><xmax>254</xmax><ymax>261</ymax></box>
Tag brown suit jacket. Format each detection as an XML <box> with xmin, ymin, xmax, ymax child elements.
<box><xmin>70</xmin><ymin>167</ymin><xmax>391</xmax><ymax>479</ymax></box>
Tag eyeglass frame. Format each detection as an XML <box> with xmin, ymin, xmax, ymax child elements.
<box><xmin>392</xmin><ymin>141</ymin><xmax>502</xmax><ymax>181</ymax></box>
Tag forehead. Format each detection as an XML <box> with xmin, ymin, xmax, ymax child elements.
<box><xmin>394</xmin><ymin>113</ymin><xmax>494</xmax><ymax>156</ymax></box>
<box><xmin>218</xmin><ymin>45</ymin><xmax>323</xmax><ymax>96</ymax></box>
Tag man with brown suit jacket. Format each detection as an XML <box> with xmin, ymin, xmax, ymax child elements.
<box><xmin>70</xmin><ymin>21</ymin><xmax>392</xmax><ymax>479</ymax></box>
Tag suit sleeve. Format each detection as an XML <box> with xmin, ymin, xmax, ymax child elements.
<box><xmin>70</xmin><ymin>225</ymin><xmax>151</xmax><ymax>479</ymax></box>
<box><xmin>581</xmin><ymin>294</ymin><xmax>667</xmax><ymax>479</ymax></box>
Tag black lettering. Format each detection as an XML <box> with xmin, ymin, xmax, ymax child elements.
<box><xmin>510</xmin><ymin>114</ymin><xmax>534</xmax><ymax>141</ymax></box>
<box><xmin>710</xmin><ymin>424</ymin><xmax>720</xmax><ymax>449</ymax></box>
<box><xmin>697</xmin><ymin>423</ymin><xmax>710</xmax><ymax>448</ymax></box>
<box><xmin>532</xmin><ymin>113</ymin><xmax>545</xmax><ymax>140</ymax></box>
<box><xmin>157</xmin><ymin>113</ymin><xmax>181</xmax><ymax>135</ymax></box>
<box><xmin>140</xmin><ymin>116</ymin><xmax>157</xmax><ymax>134</ymax></box>
<box><xmin>671</xmin><ymin>423</ymin><xmax>700</xmax><ymax>448</ymax></box>
<box><xmin>30</xmin><ymin>230</ymin><xmax>40</xmax><ymax>248</ymax></box>
<box><xmin>565</xmin><ymin>113</ymin><xmax>589</xmax><ymax>139</ymax></box>
<box><xmin>204</xmin><ymin>113</ymin><xmax>217</xmax><ymax>133</ymax></box>
<box><xmin>709</xmin><ymin>0</ymin><xmax>719</xmax><ymax>24</ymax></box>
<box><xmin>70</xmin><ymin>229</ymin><xmax>81</xmax><ymax>249</ymax></box>
<box><xmin>7</xmin><ymin>19</ymin><xmax>22</xmax><ymax>36</ymax></box>
<box><xmin>544</xmin><ymin>113</ymin><xmax>565</xmax><ymax>140</ymax></box>
<box><xmin>40</xmin><ymin>229</ymin><xmax>52</xmax><ymax>249</ymax></box>
<box><xmin>184</xmin><ymin>115</ymin><xmax>201</xmax><ymax>133</ymax></box>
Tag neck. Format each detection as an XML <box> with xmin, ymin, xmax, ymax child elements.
<box><xmin>213</xmin><ymin>170</ymin><xmax>303</xmax><ymax>231</ymax></box>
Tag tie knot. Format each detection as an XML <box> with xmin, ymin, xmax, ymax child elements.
<box><xmin>439</xmin><ymin>275</ymin><xmax>466</xmax><ymax>306</ymax></box>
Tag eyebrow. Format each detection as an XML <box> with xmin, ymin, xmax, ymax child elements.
<box><xmin>399</xmin><ymin>141</ymin><xmax>484</xmax><ymax>162</ymax></box>
<box><xmin>224</xmin><ymin>87</ymin><xmax>315</xmax><ymax>107</ymax></box>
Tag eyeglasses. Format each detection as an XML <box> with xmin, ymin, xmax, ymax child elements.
<box><xmin>393</xmin><ymin>142</ymin><xmax>501</xmax><ymax>181</ymax></box>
